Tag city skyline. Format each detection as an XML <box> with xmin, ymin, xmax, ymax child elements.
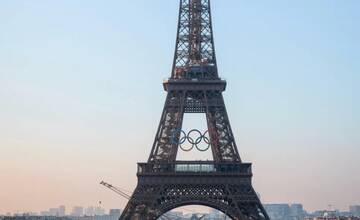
<box><xmin>3</xmin><ymin>203</ymin><xmax>360</xmax><ymax>219</ymax></box>
<box><xmin>0</xmin><ymin>0</ymin><xmax>359</xmax><ymax>215</ymax></box>
<box><xmin>2</xmin><ymin>206</ymin><xmax>360</xmax><ymax>220</ymax></box>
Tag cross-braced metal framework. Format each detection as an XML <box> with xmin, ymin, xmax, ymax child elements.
<box><xmin>148</xmin><ymin>89</ymin><xmax>241</xmax><ymax>163</ymax></box>
<box><xmin>172</xmin><ymin>0</ymin><xmax>217</xmax><ymax>79</ymax></box>
<box><xmin>120</xmin><ymin>0</ymin><xmax>270</xmax><ymax>219</ymax></box>
<box><xmin>121</xmin><ymin>163</ymin><xmax>269</xmax><ymax>220</ymax></box>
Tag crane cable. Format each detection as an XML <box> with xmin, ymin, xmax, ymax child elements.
<box><xmin>100</xmin><ymin>181</ymin><xmax>177</xmax><ymax>220</ymax></box>
<box><xmin>100</xmin><ymin>181</ymin><xmax>204</xmax><ymax>219</ymax></box>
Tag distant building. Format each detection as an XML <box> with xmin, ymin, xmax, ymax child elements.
<box><xmin>40</xmin><ymin>211</ymin><xmax>50</xmax><ymax>216</ymax></box>
<box><xmin>40</xmin><ymin>206</ymin><xmax>65</xmax><ymax>217</ymax></box>
<box><xmin>206</xmin><ymin>209</ymin><xmax>232</xmax><ymax>220</ymax></box>
<box><xmin>83</xmin><ymin>206</ymin><xmax>105</xmax><ymax>216</ymax></box>
<box><xmin>263</xmin><ymin>203</ymin><xmax>307</xmax><ymax>220</ymax></box>
<box><xmin>26</xmin><ymin>213</ymin><xmax>38</xmax><ymax>216</ymax></box>
<box><xmin>71</xmin><ymin>206</ymin><xmax>84</xmax><ymax>217</ymax></box>
<box><xmin>264</xmin><ymin>204</ymin><xmax>291</xmax><ymax>220</ymax></box>
<box><xmin>350</xmin><ymin>206</ymin><xmax>360</xmax><ymax>217</ymax></box>
<box><xmin>59</xmin><ymin>206</ymin><xmax>66</xmax><ymax>217</ymax></box>
<box><xmin>290</xmin><ymin>204</ymin><xmax>305</xmax><ymax>219</ymax></box>
<box><xmin>169</xmin><ymin>211</ymin><xmax>184</xmax><ymax>219</ymax></box>
<box><xmin>208</xmin><ymin>209</ymin><xmax>221</xmax><ymax>219</ymax></box>
<box><xmin>0</xmin><ymin>216</ymin><xmax>124</xmax><ymax>220</ymax></box>
<box><xmin>49</xmin><ymin>208</ymin><xmax>60</xmax><ymax>216</ymax></box>
<box><xmin>71</xmin><ymin>215</ymin><xmax>125</xmax><ymax>220</ymax></box>
<box><xmin>84</xmin><ymin>207</ymin><xmax>94</xmax><ymax>216</ymax></box>
<box><xmin>94</xmin><ymin>207</ymin><xmax>105</xmax><ymax>216</ymax></box>
<box><xmin>312</xmin><ymin>210</ymin><xmax>339</xmax><ymax>218</ymax></box>
<box><xmin>109</xmin><ymin>209</ymin><xmax>121</xmax><ymax>218</ymax></box>
<box><xmin>305</xmin><ymin>217</ymin><xmax>360</xmax><ymax>220</ymax></box>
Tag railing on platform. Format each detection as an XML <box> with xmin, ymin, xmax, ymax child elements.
<box><xmin>137</xmin><ymin>161</ymin><xmax>252</xmax><ymax>175</ymax></box>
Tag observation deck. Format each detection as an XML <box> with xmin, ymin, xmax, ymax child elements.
<box><xmin>163</xmin><ymin>78</ymin><xmax>227</xmax><ymax>92</ymax></box>
<box><xmin>137</xmin><ymin>161</ymin><xmax>252</xmax><ymax>177</ymax></box>
<box><xmin>163</xmin><ymin>64</ymin><xmax>227</xmax><ymax>91</ymax></box>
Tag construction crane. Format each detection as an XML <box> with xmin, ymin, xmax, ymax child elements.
<box><xmin>100</xmin><ymin>181</ymin><xmax>176</xmax><ymax>220</ymax></box>
<box><xmin>100</xmin><ymin>181</ymin><xmax>208</xmax><ymax>220</ymax></box>
<box><xmin>100</xmin><ymin>181</ymin><xmax>131</xmax><ymax>200</ymax></box>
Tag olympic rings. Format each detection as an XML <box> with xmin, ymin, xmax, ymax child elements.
<box><xmin>170</xmin><ymin>128</ymin><xmax>187</xmax><ymax>144</ymax></box>
<box><xmin>170</xmin><ymin>128</ymin><xmax>211</xmax><ymax>152</ymax></box>
<box><xmin>180</xmin><ymin>129</ymin><xmax>193</xmax><ymax>152</ymax></box>
<box><xmin>170</xmin><ymin>128</ymin><xmax>192</xmax><ymax>151</ymax></box>
<box><xmin>197</xmin><ymin>130</ymin><xmax>210</xmax><ymax>152</ymax></box>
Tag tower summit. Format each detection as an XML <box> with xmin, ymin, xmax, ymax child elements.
<box><xmin>171</xmin><ymin>0</ymin><xmax>218</xmax><ymax>79</ymax></box>
<box><xmin>120</xmin><ymin>1</ymin><xmax>270</xmax><ymax>219</ymax></box>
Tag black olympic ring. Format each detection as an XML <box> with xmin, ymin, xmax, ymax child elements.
<box><xmin>170</xmin><ymin>129</ymin><xmax>211</xmax><ymax>152</ymax></box>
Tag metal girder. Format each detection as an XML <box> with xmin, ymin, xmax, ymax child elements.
<box><xmin>120</xmin><ymin>171</ymin><xmax>269</xmax><ymax>220</ymax></box>
<box><xmin>172</xmin><ymin>0</ymin><xmax>218</xmax><ymax>79</ymax></box>
<box><xmin>148</xmin><ymin>89</ymin><xmax>240</xmax><ymax>163</ymax></box>
<box><xmin>121</xmin><ymin>0</ymin><xmax>269</xmax><ymax>219</ymax></box>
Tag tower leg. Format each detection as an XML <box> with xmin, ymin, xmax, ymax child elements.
<box><xmin>120</xmin><ymin>175</ymin><xmax>269</xmax><ymax>220</ymax></box>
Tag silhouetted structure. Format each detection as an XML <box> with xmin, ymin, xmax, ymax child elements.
<box><xmin>120</xmin><ymin>0</ymin><xmax>269</xmax><ymax>219</ymax></box>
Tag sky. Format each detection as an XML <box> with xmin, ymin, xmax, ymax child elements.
<box><xmin>0</xmin><ymin>0</ymin><xmax>359</xmax><ymax>215</ymax></box>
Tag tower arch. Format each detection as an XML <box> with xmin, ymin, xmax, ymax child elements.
<box><xmin>158</xmin><ymin>204</ymin><xmax>234</xmax><ymax>220</ymax></box>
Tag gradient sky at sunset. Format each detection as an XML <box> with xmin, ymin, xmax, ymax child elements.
<box><xmin>0</xmin><ymin>0</ymin><xmax>359</xmax><ymax>214</ymax></box>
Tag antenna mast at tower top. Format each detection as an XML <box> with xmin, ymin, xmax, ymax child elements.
<box><xmin>172</xmin><ymin>0</ymin><xmax>218</xmax><ymax>79</ymax></box>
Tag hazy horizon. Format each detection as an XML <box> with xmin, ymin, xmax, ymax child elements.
<box><xmin>0</xmin><ymin>0</ymin><xmax>359</xmax><ymax>214</ymax></box>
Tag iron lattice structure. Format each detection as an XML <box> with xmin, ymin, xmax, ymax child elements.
<box><xmin>120</xmin><ymin>0</ymin><xmax>270</xmax><ymax>219</ymax></box>
<box><xmin>171</xmin><ymin>0</ymin><xmax>218</xmax><ymax>79</ymax></box>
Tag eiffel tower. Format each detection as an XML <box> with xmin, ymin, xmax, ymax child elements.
<box><xmin>120</xmin><ymin>0</ymin><xmax>270</xmax><ymax>219</ymax></box>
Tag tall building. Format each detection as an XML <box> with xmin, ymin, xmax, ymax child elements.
<box><xmin>350</xmin><ymin>205</ymin><xmax>360</xmax><ymax>217</ymax></box>
<box><xmin>59</xmin><ymin>206</ymin><xmax>66</xmax><ymax>216</ymax></box>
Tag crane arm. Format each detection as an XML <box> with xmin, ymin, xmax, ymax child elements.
<box><xmin>100</xmin><ymin>181</ymin><xmax>175</xmax><ymax>220</ymax></box>
<box><xmin>100</xmin><ymin>181</ymin><xmax>131</xmax><ymax>200</ymax></box>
